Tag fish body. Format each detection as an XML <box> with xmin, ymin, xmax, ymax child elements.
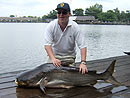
<box><xmin>16</xmin><ymin>60</ymin><xmax>121</xmax><ymax>92</ymax></box>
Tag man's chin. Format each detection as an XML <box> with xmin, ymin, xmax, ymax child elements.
<box><xmin>59</xmin><ymin>18</ymin><xmax>65</xmax><ymax>21</ymax></box>
<box><xmin>59</xmin><ymin>20</ymin><xmax>65</xmax><ymax>23</ymax></box>
<box><xmin>58</xmin><ymin>18</ymin><xmax>68</xmax><ymax>24</ymax></box>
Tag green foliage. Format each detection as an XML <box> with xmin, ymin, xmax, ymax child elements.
<box><xmin>28</xmin><ymin>16</ymin><xmax>33</xmax><ymax>18</ymax></box>
<box><xmin>126</xmin><ymin>10</ymin><xmax>130</xmax><ymax>22</ymax></box>
<box><xmin>46</xmin><ymin>10</ymin><xmax>57</xmax><ymax>19</ymax></box>
<box><xmin>113</xmin><ymin>8</ymin><xmax>120</xmax><ymax>21</ymax></box>
<box><xmin>10</xmin><ymin>15</ymin><xmax>15</xmax><ymax>17</ymax></box>
<box><xmin>23</xmin><ymin>16</ymin><xmax>26</xmax><ymax>18</ymax></box>
<box><xmin>42</xmin><ymin>15</ymin><xmax>47</xmax><ymax>20</ymax></box>
<box><xmin>98</xmin><ymin>10</ymin><xmax>118</xmax><ymax>22</ymax></box>
<box><xmin>73</xmin><ymin>8</ymin><xmax>84</xmax><ymax>16</ymax></box>
<box><xmin>97</xmin><ymin>8</ymin><xmax>130</xmax><ymax>22</ymax></box>
<box><xmin>120</xmin><ymin>11</ymin><xmax>127</xmax><ymax>22</ymax></box>
<box><xmin>42</xmin><ymin>15</ymin><xmax>48</xmax><ymax>22</ymax></box>
<box><xmin>85</xmin><ymin>3</ymin><xmax>103</xmax><ymax>18</ymax></box>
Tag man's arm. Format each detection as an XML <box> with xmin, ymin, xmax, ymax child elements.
<box><xmin>45</xmin><ymin>45</ymin><xmax>61</xmax><ymax>67</ymax></box>
<box><xmin>81</xmin><ymin>47</ymin><xmax>87</xmax><ymax>62</ymax></box>
<box><xmin>79</xmin><ymin>47</ymin><xmax>88</xmax><ymax>74</ymax></box>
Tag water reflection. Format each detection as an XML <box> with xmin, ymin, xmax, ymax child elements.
<box><xmin>16</xmin><ymin>84</ymin><xmax>128</xmax><ymax>98</ymax></box>
<box><xmin>16</xmin><ymin>86</ymin><xmax>113</xmax><ymax>98</ymax></box>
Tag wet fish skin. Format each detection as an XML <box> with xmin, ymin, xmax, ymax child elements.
<box><xmin>16</xmin><ymin>60</ymin><xmax>121</xmax><ymax>93</ymax></box>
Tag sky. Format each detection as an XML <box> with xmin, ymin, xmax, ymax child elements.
<box><xmin>0</xmin><ymin>0</ymin><xmax>129</xmax><ymax>17</ymax></box>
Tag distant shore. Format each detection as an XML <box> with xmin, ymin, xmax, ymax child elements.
<box><xmin>74</xmin><ymin>21</ymin><xmax>130</xmax><ymax>25</ymax></box>
<box><xmin>0</xmin><ymin>21</ymin><xmax>130</xmax><ymax>25</ymax></box>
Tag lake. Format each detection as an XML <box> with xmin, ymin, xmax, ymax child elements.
<box><xmin>0</xmin><ymin>23</ymin><xmax>130</xmax><ymax>74</ymax></box>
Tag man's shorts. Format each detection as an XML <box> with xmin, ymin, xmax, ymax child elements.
<box><xmin>47</xmin><ymin>55</ymin><xmax>76</xmax><ymax>66</ymax></box>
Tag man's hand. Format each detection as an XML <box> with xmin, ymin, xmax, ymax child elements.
<box><xmin>79</xmin><ymin>63</ymin><xmax>88</xmax><ymax>74</ymax></box>
<box><xmin>52</xmin><ymin>58</ymin><xmax>61</xmax><ymax>67</ymax></box>
<box><xmin>45</xmin><ymin>45</ymin><xmax>61</xmax><ymax>67</ymax></box>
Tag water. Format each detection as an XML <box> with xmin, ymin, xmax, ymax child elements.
<box><xmin>80</xmin><ymin>25</ymin><xmax>130</xmax><ymax>60</ymax></box>
<box><xmin>0</xmin><ymin>23</ymin><xmax>130</xmax><ymax>74</ymax></box>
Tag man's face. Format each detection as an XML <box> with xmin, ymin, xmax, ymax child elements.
<box><xmin>57</xmin><ymin>9</ymin><xmax>71</xmax><ymax>24</ymax></box>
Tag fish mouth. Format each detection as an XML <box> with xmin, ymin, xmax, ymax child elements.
<box><xmin>15</xmin><ymin>79</ymin><xmax>27</xmax><ymax>86</ymax></box>
<box><xmin>15</xmin><ymin>79</ymin><xmax>19</xmax><ymax>85</ymax></box>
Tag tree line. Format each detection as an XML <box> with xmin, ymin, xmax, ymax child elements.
<box><xmin>42</xmin><ymin>3</ymin><xmax>130</xmax><ymax>22</ymax></box>
<box><xmin>9</xmin><ymin>3</ymin><xmax>130</xmax><ymax>23</ymax></box>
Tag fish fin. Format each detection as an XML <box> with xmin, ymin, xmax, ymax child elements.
<box><xmin>101</xmin><ymin>60</ymin><xmax>121</xmax><ymax>85</ymax></box>
<box><xmin>104</xmin><ymin>60</ymin><xmax>116</xmax><ymax>75</ymax></box>
<box><xmin>40</xmin><ymin>83</ymin><xmax>46</xmax><ymax>94</ymax></box>
<box><xmin>105</xmin><ymin>76</ymin><xmax>122</xmax><ymax>85</ymax></box>
<box><xmin>39</xmin><ymin>77</ymin><xmax>48</xmax><ymax>94</ymax></box>
<box><xmin>124</xmin><ymin>52</ymin><xmax>130</xmax><ymax>55</ymax></box>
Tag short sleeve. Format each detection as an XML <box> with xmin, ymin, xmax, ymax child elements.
<box><xmin>75</xmin><ymin>26</ymin><xmax>87</xmax><ymax>49</ymax></box>
<box><xmin>43</xmin><ymin>22</ymin><xmax>54</xmax><ymax>46</ymax></box>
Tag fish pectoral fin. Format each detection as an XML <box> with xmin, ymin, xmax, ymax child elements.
<box><xmin>39</xmin><ymin>77</ymin><xmax>48</xmax><ymax>94</ymax></box>
<box><xmin>40</xmin><ymin>83</ymin><xmax>46</xmax><ymax>94</ymax></box>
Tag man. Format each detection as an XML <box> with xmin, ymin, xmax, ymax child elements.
<box><xmin>44</xmin><ymin>2</ymin><xmax>88</xmax><ymax>74</ymax></box>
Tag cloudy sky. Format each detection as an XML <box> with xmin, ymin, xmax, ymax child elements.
<box><xmin>0</xmin><ymin>0</ymin><xmax>129</xmax><ymax>17</ymax></box>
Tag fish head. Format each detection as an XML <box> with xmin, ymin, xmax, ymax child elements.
<box><xmin>15</xmin><ymin>78</ymin><xmax>29</xmax><ymax>86</ymax></box>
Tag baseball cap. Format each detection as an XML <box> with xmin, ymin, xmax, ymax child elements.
<box><xmin>56</xmin><ymin>2</ymin><xmax>71</xmax><ymax>12</ymax></box>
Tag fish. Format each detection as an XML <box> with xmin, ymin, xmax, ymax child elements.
<box><xmin>124</xmin><ymin>52</ymin><xmax>130</xmax><ymax>55</ymax></box>
<box><xmin>15</xmin><ymin>60</ymin><xmax>121</xmax><ymax>93</ymax></box>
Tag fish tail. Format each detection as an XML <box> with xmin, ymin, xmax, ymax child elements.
<box><xmin>124</xmin><ymin>52</ymin><xmax>130</xmax><ymax>55</ymax></box>
<box><xmin>101</xmin><ymin>60</ymin><xmax>121</xmax><ymax>85</ymax></box>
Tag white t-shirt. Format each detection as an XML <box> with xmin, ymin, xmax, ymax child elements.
<box><xmin>44</xmin><ymin>19</ymin><xmax>86</xmax><ymax>56</ymax></box>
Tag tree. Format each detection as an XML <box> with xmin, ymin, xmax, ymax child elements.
<box><xmin>42</xmin><ymin>15</ymin><xmax>47</xmax><ymax>20</ymax></box>
<box><xmin>113</xmin><ymin>8</ymin><xmax>120</xmax><ymax>21</ymax></box>
<box><xmin>28</xmin><ymin>16</ymin><xmax>33</xmax><ymax>18</ymax></box>
<box><xmin>97</xmin><ymin>12</ymin><xmax>106</xmax><ymax>22</ymax></box>
<box><xmin>42</xmin><ymin>15</ymin><xmax>48</xmax><ymax>22</ymax></box>
<box><xmin>23</xmin><ymin>16</ymin><xmax>26</xmax><ymax>18</ymax></box>
<box><xmin>120</xmin><ymin>11</ymin><xmax>127</xmax><ymax>22</ymax></box>
<box><xmin>85</xmin><ymin>3</ymin><xmax>103</xmax><ymax>18</ymax></box>
<box><xmin>73</xmin><ymin>8</ymin><xmax>84</xmax><ymax>16</ymax></box>
<box><xmin>98</xmin><ymin>10</ymin><xmax>118</xmax><ymax>22</ymax></box>
<box><xmin>10</xmin><ymin>15</ymin><xmax>15</xmax><ymax>17</ymax></box>
<box><xmin>126</xmin><ymin>11</ymin><xmax>130</xmax><ymax>22</ymax></box>
<box><xmin>46</xmin><ymin>10</ymin><xmax>57</xmax><ymax>19</ymax></box>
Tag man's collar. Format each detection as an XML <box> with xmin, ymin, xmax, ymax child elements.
<box><xmin>67</xmin><ymin>19</ymin><xmax>72</xmax><ymax>27</ymax></box>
